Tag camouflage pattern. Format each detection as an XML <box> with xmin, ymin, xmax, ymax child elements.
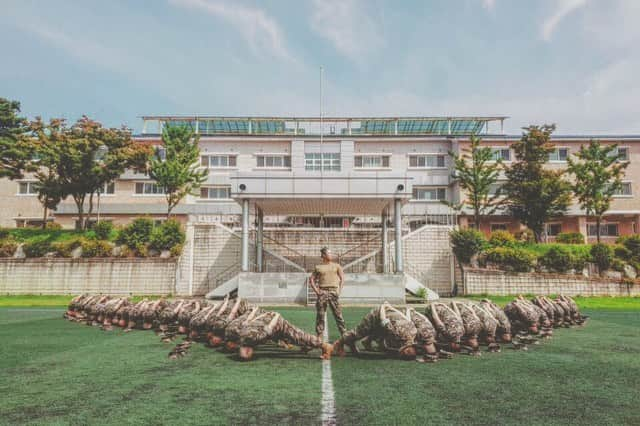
<box><xmin>480</xmin><ymin>299</ymin><xmax>512</xmax><ymax>336</ymax></box>
<box><xmin>504</xmin><ymin>300</ymin><xmax>539</xmax><ymax>333</ymax></box>
<box><xmin>340</xmin><ymin>305</ymin><xmax>417</xmax><ymax>352</ymax></box>
<box><xmin>450</xmin><ymin>301</ymin><xmax>483</xmax><ymax>340</ymax></box>
<box><xmin>228</xmin><ymin>310</ymin><xmax>323</xmax><ymax>349</ymax></box>
<box><xmin>407</xmin><ymin>308</ymin><xmax>436</xmax><ymax>346</ymax></box>
<box><xmin>315</xmin><ymin>289</ymin><xmax>346</xmax><ymax>337</ymax></box>
<box><xmin>470</xmin><ymin>302</ymin><xmax>499</xmax><ymax>341</ymax></box>
<box><xmin>426</xmin><ymin>303</ymin><xmax>464</xmax><ymax>344</ymax></box>
<box><xmin>189</xmin><ymin>303</ymin><xmax>218</xmax><ymax>334</ymax></box>
<box><xmin>177</xmin><ymin>300</ymin><xmax>202</xmax><ymax>329</ymax></box>
<box><xmin>157</xmin><ymin>300</ymin><xmax>186</xmax><ymax>328</ymax></box>
<box><xmin>208</xmin><ymin>298</ymin><xmax>253</xmax><ymax>337</ymax></box>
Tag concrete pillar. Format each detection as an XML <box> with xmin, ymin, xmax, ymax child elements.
<box><xmin>382</xmin><ymin>209</ymin><xmax>388</xmax><ymax>273</ymax></box>
<box><xmin>394</xmin><ymin>199</ymin><xmax>403</xmax><ymax>273</ymax></box>
<box><xmin>241</xmin><ymin>199</ymin><xmax>250</xmax><ymax>272</ymax></box>
<box><xmin>256</xmin><ymin>208</ymin><xmax>264</xmax><ymax>272</ymax></box>
<box><xmin>578</xmin><ymin>216</ymin><xmax>588</xmax><ymax>240</ymax></box>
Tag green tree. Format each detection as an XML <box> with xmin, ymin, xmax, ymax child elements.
<box><xmin>445</xmin><ymin>134</ymin><xmax>503</xmax><ymax>228</ymax></box>
<box><xmin>149</xmin><ymin>125</ymin><xmax>208</xmax><ymax>217</ymax></box>
<box><xmin>503</xmin><ymin>125</ymin><xmax>571</xmax><ymax>242</ymax></box>
<box><xmin>34</xmin><ymin>170</ymin><xmax>65</xmax><ymax>228</ymax></box>
<box><xmin>0</xmin><ymin>98</ymin><xmax>31</xmax><ymax>179</ymax></box>
<box><xmin>567</xmin><ymin>140</ymin><xmax>628</xmax><ymax>243</ymax></box>
<box><xmin>29</xmin><ymin>117</ymin><xmax>150</xmax><ymax>229</ymax></box>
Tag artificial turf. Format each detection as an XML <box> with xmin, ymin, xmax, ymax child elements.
<box><xmin>1</xmin><ymin>299</ymin><xmax>639</xmax><ymax>425</ymax></box>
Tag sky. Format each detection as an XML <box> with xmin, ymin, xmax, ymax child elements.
<box><xmin>2</xmin><ymin>0</ymin><xmax>640</xmax><ymax>135</ymax></box>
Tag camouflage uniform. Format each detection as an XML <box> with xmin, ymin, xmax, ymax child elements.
<box><xmin>450</xmin><ymin>301</ymin><xmax>483</xmax><ymax>344</ymax></box>
<box><xmin>504</xmin><ymin>300</ymin><xmax>538</xmax><ymax>333</ymax></box>
<box><xmin>188</xmin><ymin>304</ymin><xmax>219</xmax><ymax>337</ymax></box>
<box><xmin>407</xmin><ymin>308</ymin><xmax>437</xmax><ymax>346</ymax></box>
<box><xmin>208</xmin><ymin>298</ymin><xmax>252</xmax><ymax>339</ymax></box>
<box><xmin>227</xmin><ymin>310</ymin><xmax>323</xmax><ymax>349</ymax></box>
<box><xmin>176</xmin><ymin>300</ymin><xmax>202</xmax><ymax>332</ymax></box>
<box><xmin>157</xmin><ymin>300</ymin><xmax>186</xmax><ymax>329</ymax></box>
<box><xmin>470</xmin><ymin>302</ymin><xmax>499</xmax><ymax>342</ymax></box>
<box><xmin>479</xmin><ymin>299</ymin><xmax>512</xmax><ymax>338</ymax></box>
<box><xmin>339</xmin><ymin>305</ymin><xmax>417</xmax><ymax>353</ymax></box>
<box><xmin>426</xmin><ymin>303</ymin><xmax>464</xmax><ymax>345</ymax></box>
<box><xmin>312</xmin><ymin>262</ymin><xmax>347</xmax><ymax>337</ymax></box>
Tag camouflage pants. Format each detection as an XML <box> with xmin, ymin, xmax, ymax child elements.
<box><xmin>237</xmin><ymin>317</ymin><xmax>323</xmax><ymax>348</ymax></box>
<box><xmin>341</xmin><ymin>308</ymin><xmax>379</xmax><ymax>345</ymax></box>
<box><xmin>315</xmin><ymin>289</ymin><xmax>347</xmax><ymax>337</ymax></box>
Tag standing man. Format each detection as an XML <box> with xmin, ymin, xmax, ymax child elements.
<box><xmin>309</xmin><ymin>247</ymin><xmax>347</xmax><ymax>339</ymax></box>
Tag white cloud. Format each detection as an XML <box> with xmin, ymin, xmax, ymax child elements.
<box><xmin>170</xmin><ymin>0</ymin><xmax>294</xmax><ymax>62</ymax></box>
<box><xmin>482</xmin><ymin>0</ymin><xmax>496</xmax><ymax>11</ymax></box>
<box><xmin>541</xmin><ymin>0</ymin><xmax>587</xmax><ymax>41</ymax></box>
<box><xmin>310</xmin><ymin>0</ymin><xmax>384</xmax><ymax>61</ymax></box>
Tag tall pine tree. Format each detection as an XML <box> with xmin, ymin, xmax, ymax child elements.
<box><xmin>503</xmin><ymin>125</ymin><xmax>571</xmax><ymax>242</ymax></box>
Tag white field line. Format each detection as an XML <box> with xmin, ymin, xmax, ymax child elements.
<box><xmin>321</xmin><ymin>312</ymin><xmax>337</xmax><ymax>425</ymax></box>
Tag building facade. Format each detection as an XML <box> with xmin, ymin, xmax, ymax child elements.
<box><xmin>1</xmin><ymin>115</ymin><xmax>639</xmax><ymax>243</ymax></box>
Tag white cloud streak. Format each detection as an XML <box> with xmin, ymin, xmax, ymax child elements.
<box><xmin>169</xmin><ymin>0</ymin><xmax>295</xmax><ymax>62</ymax></box>
<box><xmin>310</xmin><ymin>0</ymin><xmax>384</xmax><ymax>61</ymax></box>
<box><xmin>482</xmin><ymin>0</ymin><xmax>496</xmax><ymax>11</ymax></box>
<box><xmin>541</xmin><ymin>0</ymin><xmax>587</xmax><ymax>41</ymax></box>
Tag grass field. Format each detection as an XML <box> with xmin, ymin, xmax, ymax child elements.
<box><xmin>1</xmin><ymin>298</ymin><xmax>639</xmax><ymax>425</ymax></box>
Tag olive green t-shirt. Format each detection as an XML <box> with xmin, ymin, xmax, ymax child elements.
<box><xmin>314</xmin><ymin>262</ymin><xmax>343</xmax><ymax>289</ymax></box>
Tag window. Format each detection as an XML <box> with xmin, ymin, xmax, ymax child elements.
<box><xmin>488</xmin><ymin>182</ymin><xmax>505</xmax><ymax>196</ymax></box>
<box><xmin>549</xmin><ymin>148</ymin><xmax>569</xmax><ymax>162</ymax></box>
<box><xmin>616</xmin><ymin>147</ymin><xmax>629</xmax><ymax>162</ymax></box>
<box><xmin>408</xmin><ymin>154</ymin><xmax>445</xmax><ymax>168</ymax></box>
<box><xmin>200</xmin><ymin>186</ymin><xmax>231</xmax><ymax>199</ymax></box>
<box><xmin>17</xmin><ymin>181</ymin><xmax>37</xmax><ymax>195</ymax></box>
<box><xmin>134</xmin><ymin>182</ymin><xmax>165</xmax><ymax>195</ymax></box>
<box><xmin>155</xmin><ymin>146</ymin><xmax>166</xmax><ymax>161</ymax></box>
<box><xmin>98</xmin><ymin>182</ymin><xmax>115</xmax><ymax>195</ymax></box>
<box><xmin>490</xmin><ymin>148</ymin><xmax>511</xmax><ymax>161</ymax></box>
<box><xmin>546</xmin><ymin>223</ymin><xmax>562</xmax><ymax>236</ymax></box>
<box><xmin>412</xmin><ymin>187</ymin><xmax>447</xmax><ymax>201</ymax></box>
<box><xmin>587</xmin><ymin>223</ymin><xmax>619</xmax><ymax>237</ymax></box>
<box><xmin>305</xmin><ymin>153</ymin><xmax>341</xmax><ymax>171</ymax></box>
<box><xmin>614</xmin><ymin>182</ymin><xmax>632</xmax><ymax>196</ymax></box>
<box><xmin>354</xmin><ymin>155</ymin><xmax>390</xmax><ymax>168</ymax></box>
<box><xmin>256</xmin><ymin>155</ymin><xmax>291</xmax><ymax>168</ymax></box>
<box><xmin>490</xmin><ymin>223</ymin><xmax>508</xmax><ymax>231</ymax></box>
<box><xmin>200</xmin><ymin>155</ymin><xmax>237</xmax><ymax>168</ymax></box>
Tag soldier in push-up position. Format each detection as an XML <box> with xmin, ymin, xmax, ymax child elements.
<box><xmin>224</xmin><ymin>307</ymin><xmax>333</xmax><ymax>361</ymax></box>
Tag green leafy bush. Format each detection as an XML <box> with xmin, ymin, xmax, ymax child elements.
<box><xmin>618</xmin><ymin>235</ymin><xmax>640</xmax><ymax>258</ymax></box>
<box><xmin>51</xmin><ymin>239</ymin><xmax>82</xmax><ymax>258</ymax></box>
<box><xmin>450</xmin><ymin>229</ymin><xmax>486</xmax><ymax>264</ymax></box>
<box><xmin>488</xmin><ymin>230</ymin><xmax>516</xmax><ymax>247</ymax></box>
<box><xmin>483</xmin><ymin>246</ymin><xmax>536</xmax><ymax>272</ymax></box>
<box><xmin>80</xmin><ymin>239</ymin><xmax>113</xmax><ymax>258</ymax></box>
<box><xmin>539</xmin><ymin>245</ymin><xmax>574</xmax><ymax>273</ymax></box>
<box><xmin>614</xmin><ymin>245</ymin><xmax>632</xmax><ymax>261</ymax></box>
<box><xmin>591</xmin><ymin>243</ymin><xmax>613</xmax><ymax>271</ymax></box>
<box><xmin>45</xmin><ymin>222</ymin><xmax>62</xmax><ymax>230</ymax></box>
<box><xmin>0</xmin><ymin>238</ymin><xmax>18</xmax><ymax>257</ymax></box>
<box><xmin>514</xmin><ymin>229</ymin><xmax>535</xmax><ymax>243</ymax></box>
<box><xmin>169</xmin><ymin>243</ymin><xmax>184</xmax><ymax>257</ymax></box>
<box><xmin>611</xmin><ymin>258</ymin><xmax>626</xmax><ymax>273</ymax></box>
<box><xmin>0</xmin><ymin>228</ymin><xmax>10</xmax><ymax>240</ymax></box>
<box><xmin>22</xmin><ymin>238</ymin><xmax>53</xmax><ymax>258</ymax></box>
<box><xmin>93</xmin><ymin>221</ymin><xmax>114</xmax><ymax>240</ymax></box>
<box><xmin>149</xmin><ymin>219</ymin><xmax>185</xmax><ymax>251</ymax></box>
<box><xmin>116</xmin><ymin>218</ymin><xmax>154</xmax><ymax>249</ymax></box>
<box><xmin>572</xmin><ymin>254</ymin><xmax>587</xmax><ymax>273</ymax></box>
<box><xmin>556</xmin><ymin>232</ymin><xmax>585</xmax><ymax>244</ymax></box>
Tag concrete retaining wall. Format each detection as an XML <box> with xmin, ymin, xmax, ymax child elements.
<box><xmin>0</xmin><ymin>258</ymin><xmax>176</xmax><ymax>295</ymax></box>
<box><xmin>463</xmin><ymin>268</ymin><xmax>640</xmax><ymax>297</ymax></box>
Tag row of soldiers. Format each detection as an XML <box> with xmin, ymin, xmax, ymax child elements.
<box><xmin>64</xmin><ymin>294</ymin><xmax>587</xmax><ymax>362</ymax></box>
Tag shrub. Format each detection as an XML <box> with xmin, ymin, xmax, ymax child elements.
<box><xmin>80</xmin><ymin>239</ymin><xmax>113</xmax><ymax>258</ymax></box>
<box><xmin>149</xmin><ymin>219</ymin><xmax>185</xmax><ymax>251</ymax></box>
<box><xmin>0</xmin><ymin>228</ymin><xmax>10</xmax><ymax>240</ymax></box>
<box><xmin>614</xmin><ymin>245</ymin><xmax>632</xmax><ymax>261</ymax></box>
<box><xmin>591</xmin><ymin>243</ymin><xmax>613</xmax><ymax>271</ymax></box>
<box><xmin>611</xmin><ymin>258</ymin><xmax>626</xmax><ymax>273</ymax></box>
<box><xmin>93</xmin><ymin>221</ymin><xmax>114</xmax><ymax>240</ymax></box>
<box><xmin>514</xmin><ymin>229</ymin><xmax>535</xmax><ymax>243</ymax></box>
<box><xmin>51</xmin><ymin>239</ymin><xmax>82</xmax><ymax>258</ymax></box>
<box><xmin>450</xmin><ymin>229</ymin><xmax>486</xmax><ymax>264</ymax></box>
<box><xmin>0</xmin><ymin>238</ymin><xmax>18</xmax><ymax>257</ymax></box>
<box><xmin>572</xmin><ymin>254</ymin><xmax>587</xmax><ymax>273</ymax></box>
<box><xmin>539</xmin><ymin>245</ymin><xmax>574</xmax><ymax>273</ymax></box>
<box><xmin>116</xmin><ymin>218</ymin><xmax>154</xmax><ymax>249</ymax></box>
<box><xmin>556</xmin><ymin>232</ymin><xmax>585</xmax><ymax>244</ymax></box>
<box><xmin>22</xmin><ymin>238</ymin><xmax>53</xmax><ymax>258</ymax></box>
<box><xmin>618</xmin><ymin>235</ymin><xmax>640</xmax><ymax>258</ymax></box>
<box><xmin>483</xmin><ymin>246</ymin><xmax>536</xmax><ymax>272</ymax></box>
<box><xmin>169</xmin><ymin>243</ymin><xmax>184</xmax><ymax>257</ymax></box>
<box><xmin>488</xmin><ymin>230</ymin><xmax>516</xmax><ymax>247</ymax></box>
<box><xmin>45</xmin><ymin>222</ymin><xmax>62</xmax><ymax>230</ymax></box>
<box><xmin>415</xmin><ymin>287</ymin><xmax>427</xmax><ymax>299</ymax></box>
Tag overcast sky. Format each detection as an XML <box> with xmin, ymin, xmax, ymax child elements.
<box><xmin>2</xmin><ymin>0</ymin><xmax>640</xmax><ymax>135</ymax></box>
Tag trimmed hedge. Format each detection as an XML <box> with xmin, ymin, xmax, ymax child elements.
<box><xmin>450</xmin><ymin>229</ymin><xmax>486</xmax><ymax>264</ymax></box>
<box><xmin>93</xmin><ymin>221</ymin><xmax>114</xmax><ymax>240</ymax></box>
<box><xmin>488</xmin><ymin>230</ymin><xmax>516</xmax><ymax>247</ymax></box>
<box><xmin>149</xmin><ymin>219</ymin><xmax>185</xmax><ymax>251</ymax></box>
<box><xmin>483</xmin><ymin>246</ymin><xmax>536</xmax><ymax>272</ymax></box>
<box><xmin>556</xmin><ymin>232</ymin><xmax>585</xmax><ymax>244</ymax></box>
<box><xmin>538</xmin><ymin>245</ymin><xmax>584</xmax><ymax>273</ymax></box>
<box><xmin>117</xmin><ymin>218</ymin><xmax>154</xmax><ymax>250</ymax></box>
